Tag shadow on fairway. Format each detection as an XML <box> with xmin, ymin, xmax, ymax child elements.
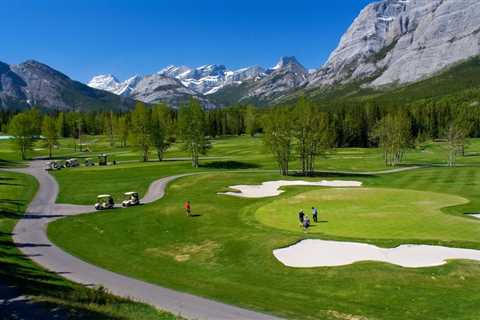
<box><xmin>200</xmin><ymin>161</ymin><xmax>260</xmax><ymax>170</ymax></box>
<box><xmin>290</xmin><ymin>171</ymin><xmax>375</xmax><ymax>178</ymax></box>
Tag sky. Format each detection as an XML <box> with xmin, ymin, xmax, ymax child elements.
<box><xmin>1</xmin><ymin>0</ymin><xmax>375</xmax><ymax>83</ymax></box>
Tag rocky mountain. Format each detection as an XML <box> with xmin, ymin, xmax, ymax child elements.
<box><xmin>6</xmin><ymin>0</ymin><xmax>479</xmax><ymax>111</ymax></box>
<box><xmin>0</xmin><ymin>60</ymin><xmax>135</xmax><ymax>111</ymax></box>
<box><xmin>89</xmin><ymin>63</ymin><xmax>267</xmax><ymax>105</ymax></box>
<box><xmin>160</xmin><ymin>64</ymin><xmax>266</xmax><ymax>95</ymax></box>
<box><xmin>128</xmin><ymin>73</ymin><xmax>214</xmax><ymax>108</ymax></box>
<box><xmin>309</xmin><ymin>0</ymin><xmax>480</xmax><ymax>88</ymax></box>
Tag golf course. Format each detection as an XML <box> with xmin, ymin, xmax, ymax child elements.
<box><xmin>2</xmin><ymin>133</ymin><xmax>480</xmax><ymax>320</ymax></box>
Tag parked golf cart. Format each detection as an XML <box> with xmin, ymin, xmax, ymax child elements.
<box><xmin>122</xmin><ymin>192</ymin><xmax>140</xmax><ymax>207</ymax></box>
<box><xmin>45</xmin><ymin>161</ymin><xmax>63</xmax><ymax>171</ymax></box>
<box><xmin>94</xmin><ymin>195</ymin><xmax>115</xmax><ymax>210</ymax></box>
<box><xmin>85</xmin><ymin>158</ymin><xmax>95</xmax><ymax>167</ymax></box>
<box><xmin>98</xmin><ymin>154</ymin><xmax>108</xmax><ymax>166</ymax></box>
<box><xmin>65</xmin><ymin>158</ymin><xmax>79</xmax><ymax>168</ymax></box>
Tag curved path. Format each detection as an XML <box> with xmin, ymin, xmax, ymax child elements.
<box><xmin>6</xmin><ymin>161</ymin><xmax>281</xmax><ymax>320</ymax></box>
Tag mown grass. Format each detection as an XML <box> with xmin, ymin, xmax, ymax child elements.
<box><xmin>49</xmin><ymin>168</ymin><xmax>480</xmax><ymax>320</ymax></box>
<box><xmin>0</xmin><ymin>170</ymin><xmax>181</xmax><ymax>320</ymax></box>
<box><xmin>256</xmin><ymin>187</ymin><xmax>479</xmax><ymax>242</ymax></box>
<box><xmin>5</xmin><ymin>134</ymin><xmax>480</xmax><ymax>319</ymax></box>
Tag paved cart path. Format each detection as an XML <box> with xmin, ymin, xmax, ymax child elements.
<box><xmin>5</xmin><ymin>161</ymin><xmax>281</xmax><ymax>320</ymax></box>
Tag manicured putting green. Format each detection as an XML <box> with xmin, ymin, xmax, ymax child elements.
<box><xmin>256</xmin><ymin>187</ymin><xmax>479</xmax><ymax>242</ymax></box>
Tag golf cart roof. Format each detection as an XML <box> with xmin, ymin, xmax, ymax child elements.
<box><xmin>97</xmin><ymin>194</ymin><xmax>112</xmax><ymax>198</ymax></box>
<box><xmin>124</xmin><ymin>192</ymin><xmax>138</xmax><ymax>196</ymax></box>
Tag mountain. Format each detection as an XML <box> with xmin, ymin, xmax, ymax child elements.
<box><xmin>308</xmin><ymin>0</ymin><xmax>480</xmax><ymax>88</ymax></box>
<box><xmin>89</xmin><ymin>64</ymin><xmax>267</xmax><ymax>106</ymax></box>
<box><xmin>128</xmin><ymin>73</ymin><xmax>214</xmax><ymax>108</ymax></box>
<box><xmin>83</xmin><ymin>0</ymin><xmax>480</xmax><ymax>106</ymax></box>
<box><xmin>208</xmin><ymin>56</ymin><xmax>308</xmax><ymax>105</ymax></box>
<box><xmin>0</xmin><ymin>60</ymin><xmax>135</xmax><ymax>111</ymax></box>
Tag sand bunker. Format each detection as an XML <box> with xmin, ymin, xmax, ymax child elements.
<box><xmin>469</xmin><ymin>214</ymin><xmax>480</xmax><ymax>219</ymax></box>
<box><xmin>221</xmin><ymin>180</ymin><xmax>362</xmax><ymax>198</ymax></box>
<box><xmin>273</xmin><ymin>239</ymin><xmax>480</xmax><ymax>268</ymax></box>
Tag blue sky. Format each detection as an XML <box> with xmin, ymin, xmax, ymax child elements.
<box><xmin>2</xmin><ymin>0</ymin><xmax>374</xmax><ymax>82</ymax></box>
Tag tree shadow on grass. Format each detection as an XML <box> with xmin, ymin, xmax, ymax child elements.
<box><xmin>200</xmin><ymin>161</ymin><xmax>260</xmax><ymax>170</ymax></box>
<box><xmin>290</xmin><ymin>171</ymin><xmax>376</xmax><ymax>178</ymax></box>
<box><xmin>0</xmin><ymin>160</ymin><xmax>22</xmax><ymax>169</ymax></box>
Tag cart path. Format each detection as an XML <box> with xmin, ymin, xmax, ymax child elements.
<box><xmin>6</xmin><ymin>161</ymin><xmax>281</xmax><ymax>320</ymax></box>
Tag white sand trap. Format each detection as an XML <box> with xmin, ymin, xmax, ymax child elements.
<box><xmin>273</xmin><ymin>239</ymin><xmax>480</xmax><ymax>268</ymax></box>
<box><xmin>468</xmin><ymin>214</ymin><xmax>480</xmax><ymax>219</ymax></box>
<box><xmin>221</xmin><ymin>180</ymin><xmax>362</xmax><ymax>198</ymax></box>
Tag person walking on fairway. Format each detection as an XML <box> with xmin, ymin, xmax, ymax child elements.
<box><xmin>184</xmin><ymin>200</ymin><xmax>191</xmax><ymax>217</ymax></box>
<box><xmin>312</xmin><ymin>206</ymin><xmax>318</xmax><ymax>223</ymax></box>
<box><xmin>298</xmin><ymin>209</ymin><xmax>305</xmax><ymax>225</ymax></box>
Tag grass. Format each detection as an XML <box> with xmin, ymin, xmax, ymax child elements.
<box><xmin>4</xmin><ymin>134</ymin><xmax>480</xmax><ymax>319</ymax></box>
<box><xmin>256</xmin><ymin>187</ymin><xmax>478</xmax><ymax>242</ymax></box>
<box><xmin>0</xmin><ymin>170</ymin><xmax>181</xmax><ymax>319</ymax></box>
<box><xmin>49</xmin><ymin>168</ymin><xmax>480</xmax><ymax>320</ymax></box>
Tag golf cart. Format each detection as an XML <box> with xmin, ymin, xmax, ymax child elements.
<box><xmin>85</xmin><ymin>158</ymin><xmax>95</xmax><ymax>167</ymax></box>
<box><xmin>122</xmin><ymin>192</ymin><xmax>140</xmax><ymax>207</ymax></box>
<box><xmin>94</xmin><ymin>194</ymin><xmax>115</xmax><ymax>210</ymax></box>
<box><xmin>98</xmin><ymin>154</ymin><xmax>108</xmax><ymax>166</ymax></box>
<box><xmin>65</xmin><ymin>158</ymin><xmax>79</xmax><ymax>168</ymax></box>
<box><xmin>45</xmin><ymin>161</ymin><xmax>63</xmax><ymax>171</ymax></box>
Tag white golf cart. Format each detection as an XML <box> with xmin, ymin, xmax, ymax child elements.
<box><xmin>94</xmin><ymin>194</ymin><xmax>115</xmax><ymax>210</ymax></box>
<box><xmin>45</xmin><ymin>161</ymin><xmax>63</xmax><ymax>171</ymax></box>
<box><xmin>65</xmin><ymin>158</ymin><xmax>79</xmax><ymax>168</ymax></box>
<box><xmin>122</xmin><ymin>192</ymin><xmax>140</xmax><ymax>207</ymax></box>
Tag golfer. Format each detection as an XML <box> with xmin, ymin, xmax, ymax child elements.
<box><xmin>298</xmin><ymin>209</ymin><xmax>305</xmax><ymax>224</ymax></box>
<box><xmin>184</xmin><ymin>200</ymin><xmax>191</xmax><ymax>217</ymax></box>
<box><xmin>303</xmin><ymin>215</ymin><xmax>310</xmax><ymax>231</ymax></box>
<box><xmin>312</xmin><ymin>207</ymin><xmax>318</xmax><ymax>223</ymax></box>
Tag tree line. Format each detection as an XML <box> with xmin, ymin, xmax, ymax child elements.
<box><xmin>4</xmin><ymin>95</ymin><xmax>479</xmax><ymax>170</ymax></box>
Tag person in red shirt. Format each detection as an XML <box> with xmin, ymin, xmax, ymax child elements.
<box><xmin>184</xmin><ymin>201</ymin><xmax>191</xmax><ymax>217</ymax></box>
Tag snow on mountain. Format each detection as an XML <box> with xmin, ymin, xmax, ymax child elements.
<box><xmin>158</xmin><ymin>64</ymin><xmax>265</xmax><ymax>95</ymax></box>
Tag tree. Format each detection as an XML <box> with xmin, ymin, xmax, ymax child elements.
<box><xmin>244</xmin><ymin>105</ymin><xmax>258</xmax><ymax>137</ymax></box>
<box><xmin>293</xmin><ymin>97</ymin><xmax>335</xmax><ymax>176</ymax></box>
<box><xmin>8</xmin><ymin>111</ymin><xmax>37</xmax><ymax>160</ymax></box>
<box><xmin>445</xmin><ymin>114</ymin><xmax>472</xmax><ymax>167</ymax></box>
<box><xmin>178</xmin><ymin>98</ymin><xmax>210</xmax><ymax>168</ymax></box>
<box><xmin>263</xmin><ymin>107</ymin><xmax>293</xmax><ymax>176</ymax></box>
<box><xmin>150</xmin><ymin>104</ymin><xmax>172</xmax><ymax>161</ymax></box>
<box><xmin>130</xmin><ymin>102</ymin><xmax>151</xmax><ymax>162</ymax></box>
<box><xmin>371</xmin><ymin>112</ymin><xmax>411</xmax><ymax>167</ymax></box>
<box><xmin>42</xmin><ymin>115</ymin><xmax>59</xmax><ymax>159</ymax></box>
<box><xmin>104</xmin><ymin>111</ymin><xmax>115</xmax><ymax>147</ymax></box>
<box><xmin>117</xmin><ymin>115</ymin><xmax>130</xmax><ymax>148</ymax></box>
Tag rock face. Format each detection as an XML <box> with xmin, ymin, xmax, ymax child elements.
<box><xmin>128</xmin><ymin>73</ymin><xmax>213</xmax><ymax>107</ymax></box>
<box><xmin>310</xmin><ymin>0</ymin><xmax>480</xmax><ymax>87</ymax></box>
<box><xmin>246</xmin><ymin>56</ymin><xmax>308</xmax><ymax>101</ymax></box>
<box><xmin>0</xmin><ymin>60</ymin><xmax>134</xmax><ymax>111</ymax></box>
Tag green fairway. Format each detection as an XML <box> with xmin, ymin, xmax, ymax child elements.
<box><xmin>49</xmin><ymin>167</ymin><xmax>480</xmax><ymax>320</ymax></box>
<box><xmin>256</xmin><ymin>188</ymin><xmax>476</xmax><ymax>242</ymax></box>
<box><xmin>4</xmin><ymin>134</ymin><xmax>480</xmax><ymax>320</ymax></box>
